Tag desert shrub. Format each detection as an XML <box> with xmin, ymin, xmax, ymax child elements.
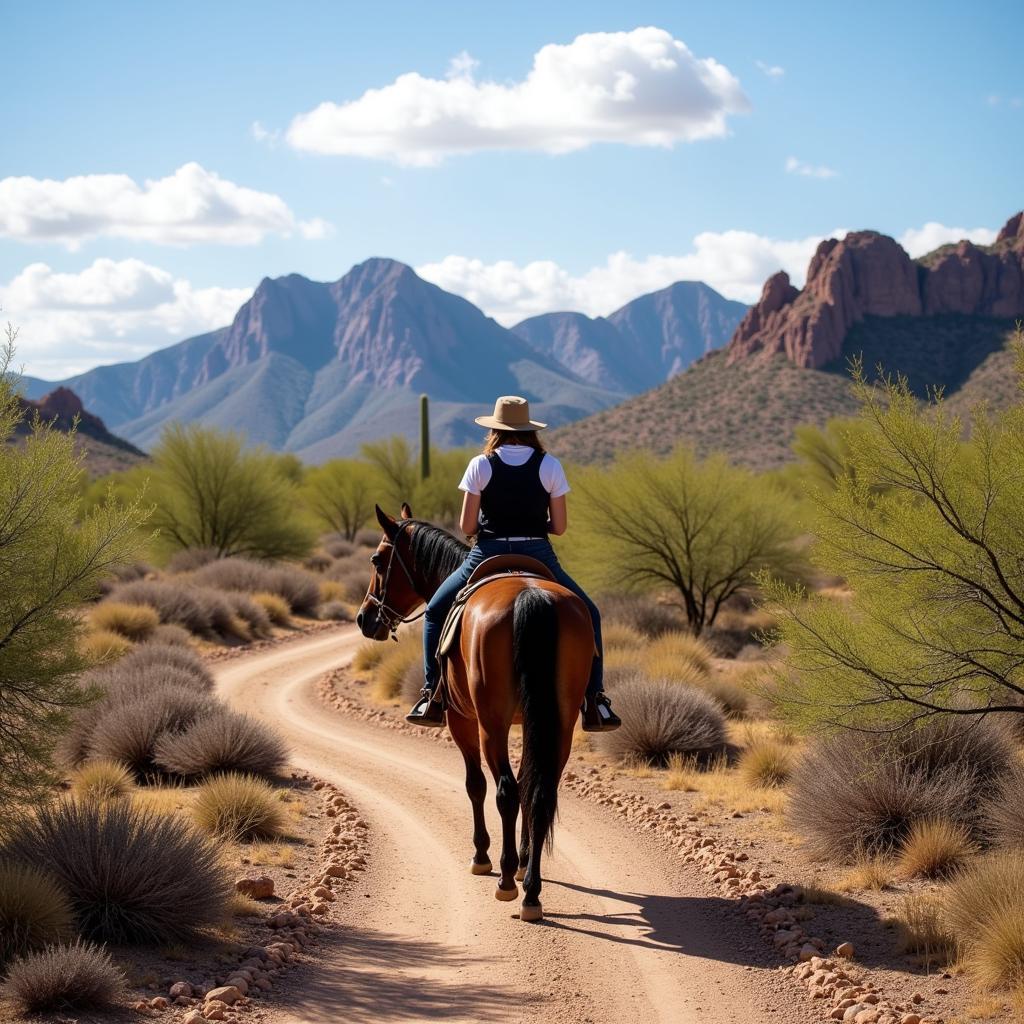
<box><xmin>0</xmin><ymin>863</ymin><xmax>74</xmax><ymax>965</ymax></box>
<box><xmin>87</xmin><ymin>687</ymin><xmax>217</xmax><ymax>776</ymax></box>
<box><xmin>400</xmin><ymin>656</ymin><xmax>427</xmax><ymax>704</ymax></box>
<box><xmin>602</xmin><ymin>622</ymin><xmax>645</xmax><ymax>652</ymax></box>
<box><xmin>982</xmin><ymin>765</ymin><xmax>1024</xmax><ymax>848</ymax></box>
<box><xmin>642</xmin><ymin>631</ymin><xmax>713</xmax><ymax>677</ymax></box>
<box><xmin>698</xmin><ymin>675</ymin><xmax>751</xmax><ymax>718</ymax></box>
<box><xmin>1</xmin><ymin>800</ymin><xmax>231</xmax><ymax>943</ymax></box>
<box><xmin>0</xmin><ymin>939</ymin><xmax>125</xmax><ymax>1013</ymax></box>
<box><xmin>252</xmin><ymin>591</ymin><xmax>292</xmax><ymax>626</ymax></box>
<box><xmin>323</xmin><ymin>556</ymin><xmax>370</xmax><ymax>603</ymax></box>
<box><xmin>153</xmin><ymin>710</ymin><xmax>288</xmax><ymax>779</ymax></box>
<box><xmin>88</xmin><ymin>601</ymin><xmax>159</xmax><ymax>641</ymax></box>
<box><xmin>303</xmin><ymin>551</ymin><xmax>333</xmax><ymax>573</ymax></box>
<box><xmin>897</xmin><ymin>819</ymin><xmax>976</xmax><ymax>878</ymax></box>
<box><xmin>789</xmin><ymin>718</ymin><xmax>1016</xmax><ymax>860</ymax></box>
<box><xmin>598</xmin><ymin>592</ymin><xmax>684</xmax><ymax>638</ymax></box>
<box><xmin>79</xmin><ymin>629</ymin><xmax>132</xmax><ymax>664</ymax></box>
<box><xmin>189</xmin><ymin>558</ymin><xmax>320</xmax><ymax>615</ymax></box>
<box><xmin>374</xmin><ymin>633</ymin><xmax>421</xmax><ymax>702</ymax></box>
<box><xmin>95</xmin><ymin>561</ymin><xmax>152</xmax><ymax>598</ymax></box>
<box><xmin>109</xmin><ymin>579</ymin><xmax>214</xmax><ymax>634</ymax></box>
<box><xmin>113</xmin><ymin>642</ymin><xmax>213</xmax><ymax>691</ymax></box>
<box><xmin>144</xmin><ymin>623</ymin><xmax>193</xmax><ymax>647</ymax></box>
<box><xmin>596</xmin><ymin>677</ymin><xmax>726</xmax><ymax>766</ymax></box>
<box><xmin>69</xmin><ymin>760</ymin><xmax>135</xmax><ymax>802</ymax></box>
<box><xmin>319</xmin><ymin>579</ymin><xmax>348</xmax><ymax>603</ymax></box>
<box><xmin>946</xmin><ymin>851</ymin><xmax>1024</xmax><ymax>991</ymax></box>
<box><xmin>320</xmin><ymin>600</ymin><xmax>352</xmax><ymax>622</ymax></box>
<box><xmin>737</xmin><ymin>736</ymin><xmax>795</xmax><ymax>788</ymax></box>
<box><xmin>166</xmin><ymin>547</ymin><xmax>220</xmax><ymax>573</ymax></box>
<box><xmin>893</xmin><ymin>893</ymin><xmax>957</xmax><ymax>968</ymax></box>
<box><xmin>222</xmin><ymin>590</ymin><xmax>272</xmax><ymax>638</ymax></box>
<box><xmin>192</xmin><ymin>773</ymin><xmax>286</xmax><ymax>840</ymax></box>
<box><xmin>352</xmin><ymin>642</ymin><xmax>385</xmax><ymax>672</ymax></box>
<box><xmin>322</xmin><ymin>536</ymin><xmax>355</xmax><ymax>559</ymax></box>
<box><xmin>354</xmin><ymin>528</ymin><xmax>381</xmax><ymax>548</ymax></box>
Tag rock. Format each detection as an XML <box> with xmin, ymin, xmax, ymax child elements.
<box><xmin>799</xmin><ymin>944</ymin><xmax>819</xmax><ymax>962</ymax></box>
<box><xmin>836</xmin><ymin>942</ymin><xmax>855</xmax><ymax>959</ymax></box>
<box><xmin>235</xmin><ymin>875</ymin><xmax>275</xmax><ymax>899</ymax></box>
<box><xmin>169</xmin><ymin>982</ymin><xmax>193</xmax><ymax>999</ymax></box>
<box><xmin>844</xmin><ymin>1005</ymin><xmax>869</xmax><ymax>1021</ymax></box>
<box><xmin>149</xmin><ymin>997</ymin><xmax>169</xmax><ymax>1010</ymax></box>
<box><xmin>854</xmin><ymin>1011</ymin><xmax>879</xmax><ymax>1024</ymax></box>
<box><xmin>205</xmin><ymin>986</ymin><xmax>243</xmax><ymax>1006</ymax></box>
<box><xmin>183</xmin><ymin>1012</ymin><xmax>204</xmax><ymax>1024</ymax></box>
<box><xmin>202</xmin><ymin>1005</ymin><xmax>226</xmax><ymax>1021</ymax></box>
<box><xmin>911</xmin><ymin>993</ymin><xmax>924</xmax><ymax>1005</ymax></box>
<box><xmin>901</xmin><ymin>1015</ymin><xmax>921</xmax><ymax>1024</ymax></box>
<box><xmin>224</xmin><ymin>977</ymin><xmax>249</xmax><ymax>996</ymax></box>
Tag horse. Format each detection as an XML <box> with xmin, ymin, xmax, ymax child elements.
<box><xmin>355</xmin><ymin>503</ymin><xmax>593</xmax><ymax>922</ymax></box>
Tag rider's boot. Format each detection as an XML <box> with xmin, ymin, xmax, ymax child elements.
<box><xmin>581</xmin><ymin>691</ymin><xmax>621</xmax><ymax>733</ymax></box>
<box><xmin>406</xmin><ymin>686</ymin><xmax>446</xmax><ymax>727</ymax></box>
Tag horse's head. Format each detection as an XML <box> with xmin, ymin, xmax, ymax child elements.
<box><xmin>356</xmin><ymin>502</ymin><xmax>423</xmax><ymax>641</ymax></box>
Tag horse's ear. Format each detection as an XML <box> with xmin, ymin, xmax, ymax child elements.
<box><xmin>375</xmin><ymin>504</ymin><xmax>397</xmax><ymax>538</ymax></box>
<box><xmin>400</xmin><ymin>502</ymin><xmax>413</xmax><ymax>520</ymax></box>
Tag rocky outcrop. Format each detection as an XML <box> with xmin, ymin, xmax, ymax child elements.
<box><xmin>16</xmin><ymin>387</ymin><xmax>145</xmax><ymax>456</ymax></box>
<box><xmin>728</xmin><ymin>212</ymin><xmax>1024</xmax><ymax>369</ymax></box>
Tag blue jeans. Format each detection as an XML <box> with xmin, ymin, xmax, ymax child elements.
<box><xmin>422</xmin><ymin>537</ymin><xmax>603</xmax><ymax>697</ymax></box>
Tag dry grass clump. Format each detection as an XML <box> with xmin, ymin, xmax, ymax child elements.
<box><xmin>88</xmin><ymin>601</ymin><xmax>160</xmax><ymax>640</ymax></box>
<box><xmin>789</xmin><ymin>718</ymin><xmax>1016</xmax><ymax>860</ymax></box>
<box><xmin>662</xmin><ymin>752</ymin><xmax>788</xmax><ymax>814</ymax></box>
<box><xmin>221</xmin><ymin>590</ymin><xmax>272</xmax><ymax>638</ymax></box>
<box><xmin>892</xmin><ymin>893</ymin><xmax>957</xmax><ymax>968</ymax></box>
<box><xmin>304</xmin><ymin>551</ymin><xmax>334</xmax><ymax>573</ymax></box>
<box><xmin>252</xmin><ymin>591</ymin><xmax>292</xmax><ymax>626</ymax></box>
<box><xmin>320</xmin><ymin>600</ymin><xmax>352</xmax><ymax>622</ymax></box>
<box><xmin>982</xmin><ymin>764</ymin><xmax>1024</xmax><ymax>848</ymax></box>
<box><xmin>737</xmin><ymin>735</ymin><xmax>796</xmax><ymax>788</ymax></box>
<box><xmin>699</xmin><ymin>675</ymin><xmax>751</xmax><ymax>718</ymax></box>
<box><xmin>897</xmin><ymin>818</ymin><xmax>976</xmax><ymax>879</ymax></box>
<box><xmin>643</xmin><ymin>631</ymin><xmax>713</xmax><ymax>676</ymax></box>
<box><xmin>87</xmin><ymin>686</ymin><xmax>217</xmax><ymax>777</ymax></box>
<box><xmin>79</xmin><ymin>628</ymin><xmax>132</xmax><ymax>664</ymax></box>
<box><xmin>598</xmin><ymin>592</ymin><xmax>684</xmax><ymax>637</ymax></box>
<box><xmin>318</xmin><ymin>580</ymin><xmax>347</xmax><ymax>604</ymax></box>
<box><xmin>113</xmin><ymin>642</ymin><xmax>214</xmax><ymax>690</ymax></box>
<box><xmin>602</xmin><ymin>622</ymin><xmax>646</xmax><ymax>652</ymax></box>
<box><xmin>166</xmin><ymin>547</ymin><xmax>219</xmax><ymax>573</ymax></box>
<box><xmin>109</xmin><ymin>578</ymin><xmax>216</xmax><ymax>634</ymax></box>
<box><xmin>144</xmin><ymin>623</ymin><xmax>193</xmax><ymax>647</ymax></box>
<box><xmin>189</xmin><ymin>558</ymin><xmax>320</xmax><ymax>614</ymax></box>
<box><xmin>352</xmin><ymin>642</ymin><xmax>385</xmax><ymax>672</ymax></box>
<box><xmin>0</xmin><ymin>939</ymin><xmax>125</xmax><ymax>1013</ymax></box>
<box><xmin>596</xmin><ymin>676</ymin><xmax>726</xmax><ymax>767</ymax></box>
<box><xmin>373</xmin><ymin>631</ymin><xmax>422</xmax><ymax>702</ymax></box>
<box><xmin>1</xmin><ymin>800</ymin><xmax>231</xmax><ymax>943</ymax></box>
<box><xmin>0</xmin><ymin>863</ymin><xmax>74</xmax><ymax>965</ymax></box>
<box><xmin>837</xmin><ymin>857</ymin><xmax>895</xmax><ymax>892</ymax></box>
<box><xmin>154</xmin><ymin>710</ymin><xmax>288</xmax><ymax>779</ymax></box>
<box><xmin>322</xmin><ymin>535</ymin><xmax>356</xmax><ymax>559</ymax></box>
<box><xmin>69</xmin><ymin>760</ymin><xmax>135</xmax><ymax>802</ymax></box>
<box><xmin>192</xmin><ymin>773</ymin><xmax>286</xmax><ymax>840</ymax></box>
<box><xmin>946</xmin><ymin>850</ymin><xmax>1024</xmax><ymax>991</ymax></box>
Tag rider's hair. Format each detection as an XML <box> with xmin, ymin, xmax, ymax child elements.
<box><xmin>482</xmin><ymin>429</ymin><xmax>546</xmax><ymax>455</ymax></box>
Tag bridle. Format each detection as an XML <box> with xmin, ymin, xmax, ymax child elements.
<box><xmin>364</xmin><ymin>520</ymin><xmax>427</xmax><ymax>639</ymax></box>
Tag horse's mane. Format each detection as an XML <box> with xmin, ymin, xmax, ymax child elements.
<box><xmin>408</xmin><ymin>521</ymin><xmax>469</xmax><ymax>581</ymax></box>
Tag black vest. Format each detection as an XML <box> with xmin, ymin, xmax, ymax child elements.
<box><xmin>477</xmin><ymin>448</ymin><xmax>550</xmax><ymax>539</ymax></box>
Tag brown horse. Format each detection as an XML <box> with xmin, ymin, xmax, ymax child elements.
<box><xmin>356</xmin><ymin>504</ymin><xmax>593</xmax><ymax>922</ymax></box>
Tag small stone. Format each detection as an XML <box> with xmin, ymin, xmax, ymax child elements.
<box><xmin>235</xmin><ymin>875</ymin><xmax>274</xmax><ymax>899</ymax></box>
<box><xmin>836</xmin><ymin>942</ymin><xmax>855</xmax><ymax>959</ymax></box>
<box><xmin>901</xmin><ymin>1015</ymin><xmax>921</xmax><ymax>1024</ymax></box>
<box><xmin>169</xmin><ymin>982</ymin><xmax>193</xmax><ymax>999</ymax></box>
<box><xmin>202</xmin><ymin>1006</ymin><xmax>226</xmax><ymax>1021</ymax></box>
<box><xmin>844</xmin><ymin>1005</ymin><xmax>868</xmax><ymax>1021</ymax></box>
<box><xmin>205</xmin><ymin>986</ymin><xmax>243</xmax><ymax>1006</ymax></box>
<box><xmin>184</xmin><ymin>1012</ymin><xmax>204</xmax><ymax>1024</ymax></box>
<box><xmin>224</xmin><ymin>977</ymin><xmax>249</xmax><ymax>996</ymax></box>
<box><xmin>911</xmin><ymin>994</ymin><xmax>924</xmax><ymax>1005</ymax></box>
<box><xmin>150</xmin><ymin>997</ymin><xmax>169</xmax><ymax>1010</ymax></box>
<box><xmin>798</xmin><ymin>943</ymin><xmax>818</xmax><ymax>962</ymax></box>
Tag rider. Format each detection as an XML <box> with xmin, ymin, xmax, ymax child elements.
<box><xmin>406</xmin><ymin>395</ymin><xmax>621</xmax><ymax>733</ymax></box>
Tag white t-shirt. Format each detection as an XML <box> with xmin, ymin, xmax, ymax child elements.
<box><xmin>459</xmin><ymin>445</ymin><xmax>570</xmax><ymax>498</ymax></box>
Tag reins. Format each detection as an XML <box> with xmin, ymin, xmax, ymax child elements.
<box><xmin>365</xmin><ymin>520</ymin><xmax>427</xmax><ymax>639</ymax></box>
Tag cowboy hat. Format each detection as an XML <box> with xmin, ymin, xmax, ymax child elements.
<box><xmin>474</xmin><ymin>395</ymin><xmax>547</xmax><ymax>432</ymax></box>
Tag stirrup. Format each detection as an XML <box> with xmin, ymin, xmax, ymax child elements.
<box><xmin>406</xmin><ymin>687</ymin><xmax>446</xmax><ymax>727</ymax></box>
<box><xmin>581</xmin><ymin>693</ymin><xmax>621</xmax><ymax>733</ymax></box>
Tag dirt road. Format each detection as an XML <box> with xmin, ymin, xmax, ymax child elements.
<box><xmin>214</xmin><ymin>628</ymin><xmax>804</xmax><ymax>1024</ymax></box>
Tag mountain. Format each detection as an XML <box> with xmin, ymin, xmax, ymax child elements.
<box><xmin>37</xmin><ymin>259</ymin><xmax>627</xmax><ymax>460</ymax></box>
<box><xmin>551</xmin><ymin>212</ymin><xmax>1024</xmax><ymax>469</ymax></box>
<box><xmin>13</xmin><ymin>387</ymin><xmax>147</xmax><ymax>475</ymax></box>
<box><xmin>511</xmin><ymin>281</ymin><xmax>746</xmax><ymax>392</ymax></box>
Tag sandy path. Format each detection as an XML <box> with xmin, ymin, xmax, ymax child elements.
<box><xmin>214</xmin><ymin>628</ymin><xmax>793</xmax><ymax>1024</ymax></box>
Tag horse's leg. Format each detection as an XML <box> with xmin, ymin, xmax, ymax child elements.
<box><xmin>482</xmin><ymin>730</ymin><xmax>520</xmax><ymax>902</ymax></box>
<box><xmin>448</xmin><ymin>711</ymin><xmax>490</xmax><ymax>874</ymax></box>
<box><xmin>516</xmin><ymin>815</ymin><xmax>530</xmax><ymax>882</ymax></box>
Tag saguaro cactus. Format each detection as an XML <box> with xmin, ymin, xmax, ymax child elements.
<box><xmin>419</xmin><ymin>393</ymin><xmax>430</xmax><ymax>480</ymax></box>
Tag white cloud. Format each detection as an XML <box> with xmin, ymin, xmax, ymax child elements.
<box><xmin>755</xmin><ymin>60</ymin><xmax>785</xmax><ymax>78</ymax></box>
<box><xmin>785</xmin><ymin>156</ymin><xmax>838</xmax><ymax>179</ymax></box>
<box><xmin>286</xmin><ymin>26</ymin><xmax>749</xmax><ymax>165</ymax></box>
<box><xmin>0</xmin><ymin>162</ymin><xmax>331</xmax><ymax>248</ymax></box>
<box><xmin>898</xmin><ymin>221</ymin><xmax>998</xmax><ymax>257</ymax></box>
<box><xmin>417</xmin><ymin>229</ymin><xmax>837</xmax><ymax>322</ymax></box>
<box><xmin>2</xmin><ymin>258</ymin><xmax>250</xmax><ymax>379</ymax></box>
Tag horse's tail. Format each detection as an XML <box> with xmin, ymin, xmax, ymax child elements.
<box><xmin>512</xmin><ymin>585</ymin><xmax>560</xmax><ymax>854</ymax></box>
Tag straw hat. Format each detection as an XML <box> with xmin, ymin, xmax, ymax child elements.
<box><xmin>474</xmin><ymin>395</ymin><xmax>547</xmax><ymax>432</ymax></box>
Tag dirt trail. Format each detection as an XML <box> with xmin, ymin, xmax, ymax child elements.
<box><xmin>214</xmin><ymin>628</ymin><xmax>801</xmax><ymax>1024</ymax></box>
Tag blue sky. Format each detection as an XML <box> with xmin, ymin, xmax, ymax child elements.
<box><xmin>2</xmin><ymin>0</ymin><xmax>1022</xmax><ymax>378</ymax></box>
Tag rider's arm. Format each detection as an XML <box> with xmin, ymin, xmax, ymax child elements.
<box><xmin>460</xmin><ymin>491</ymin><xmax>481</xmax><ymax>538</ymax></box>
<box><xmin>548</xmin><ymin>494</ymin><xmax>567</xmax><ymax>536</ymax></box>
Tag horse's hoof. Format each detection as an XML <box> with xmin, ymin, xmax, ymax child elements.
<box><xmin>520</xmin><ymin>901</ymin><xmax>543</xmax><ymax>922</ymax></box>
<box><xmin>470</xmin><ymin>859</ymin><xmax>492</xmax><ymax>875</ymax></box>
<box><xmin>495</xmin><ymin>884</ymin><xmax>519</xmax><ymax>902</ymax></box>
<box><xmin>514</xmin><ymin>867</ymin><xmax>526</xmax><ymax>882</ymax></box>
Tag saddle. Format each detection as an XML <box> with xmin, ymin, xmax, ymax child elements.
<box><xmin>436</xmin><ymin>555</ymin><xmax>555</xmax><ymax>665</ymax></box>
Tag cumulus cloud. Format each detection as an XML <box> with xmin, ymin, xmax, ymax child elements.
<box><xmin>417</xmin><ymin>229</ymin><xmax>837</xmax><ymax>323</ymax></box>
<box><xmin>755</xmin><ymin>60</ymin><xmax>785</xmax><ymax>78</ymax></box>
<box><xmin>785</xmin><ymin>156</ymin><xmax>838</xmax><ymax>179</ymax></box>
<box><xmin>2</xmin><ymin>258</ymin><xmax>250</xmax><ymax>379</ymax></box>
<box><xmin>898</xmin><ymin>221</ymin><xmax>998</xmax><ymax>257</ymax></box>
<box><xmin>286</xmin><ymin>27</ymin><xmax>749</xmax><ymax>165</ymax></box>
<box><xmin>0</xmin><ymin>162</ymin><xmax>331</xmax><ymax>248</ymax></box>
